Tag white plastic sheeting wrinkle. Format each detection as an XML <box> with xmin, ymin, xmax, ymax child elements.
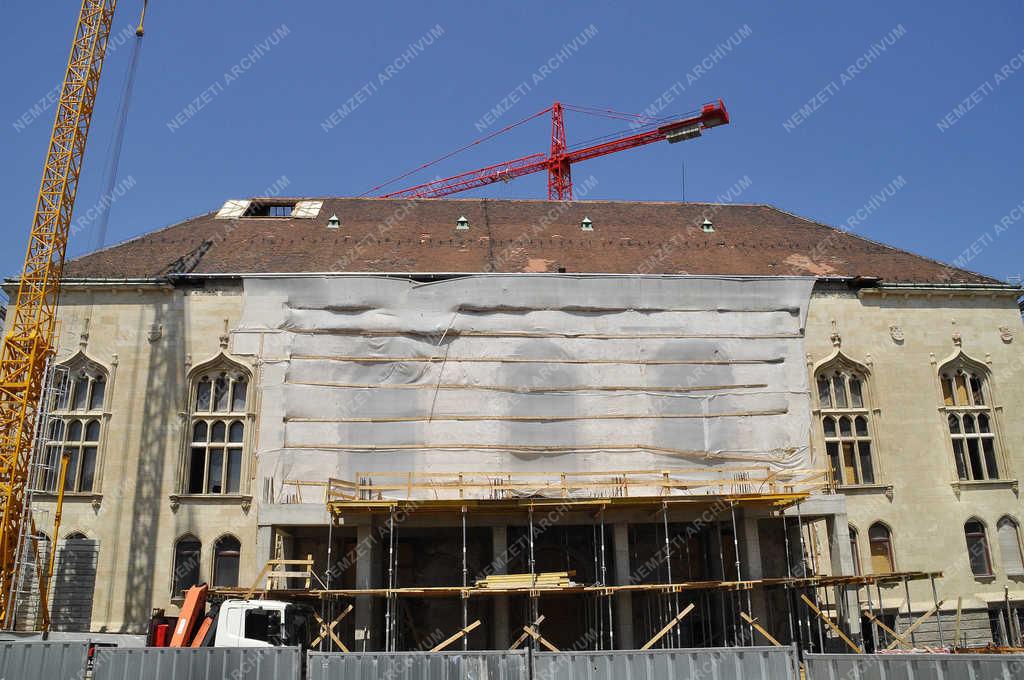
<box><xmin>233</xmin><ymin>275</ymin><xmax>815</xmax><ymax>502</ymax></box>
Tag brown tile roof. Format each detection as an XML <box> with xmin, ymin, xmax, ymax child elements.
<box><xmin>62</xmin><ymin>198</ymin><xmax>999</xmax><ymax>284</ymax></box>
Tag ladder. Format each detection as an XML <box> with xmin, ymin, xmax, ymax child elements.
<box><xmin>7</xmin><ymin>362</ymin><xmax>69</xmax><ymax>629</ymax></box>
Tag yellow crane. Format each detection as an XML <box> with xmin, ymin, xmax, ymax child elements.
<box><xmin>0</xmin><ymin>0</ymin><xmax>138</xmax><ymax>628</ymax></box>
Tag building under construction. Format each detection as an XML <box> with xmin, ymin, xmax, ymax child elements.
<box><xmin>6</xmin><ymin>197</ymin><xmax>1021</xmax><ymax>652</ymax></box>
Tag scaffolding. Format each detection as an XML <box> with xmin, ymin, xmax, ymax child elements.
<box><xmin>214</xmin><ymin>466</ymin><xmax>946</xmax><ymax>654</ymax></box>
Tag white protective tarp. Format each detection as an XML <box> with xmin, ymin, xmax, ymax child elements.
<box><xmin>234</xmin><ymin>275</ymin><xmax>816</xmax><ymax>502</ymax></box>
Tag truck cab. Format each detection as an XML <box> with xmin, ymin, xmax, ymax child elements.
<box><xmin>213</xmin><ymin>600</ymin><xmax>315</xmax><ymax>649</ymax></box>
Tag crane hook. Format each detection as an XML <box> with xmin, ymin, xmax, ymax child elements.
<box><xmin>136</xmin><ymin>0</ymin><xmax>148</xmax><ymax>37</ymax></box>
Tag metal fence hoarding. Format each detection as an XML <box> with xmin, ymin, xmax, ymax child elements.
<box><xmin>0</xmin><ymin>641</ymin><xmax>89</xmax><ymax>680</ymax></box>
<box><xmin>92</xmin><ymin>646</ymin><xmax>301</xmax><ymax>680</ymax></box>
<box><xmin>805</xmin><ymin>653</ymin><xmax>1024</xmax><ymax>680</ymax></box>
<box><xmin>306</xmin><ymin>650</ymin><xmax>530</xmax><ymax>680</ymax></box>
<box><xmin>532</xmin><ymin>647</ymin><xmax>799</xmax><ymax>680</ymax></box>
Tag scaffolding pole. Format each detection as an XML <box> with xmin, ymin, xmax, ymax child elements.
<box><xmin>875</xmin><ymin>581</ymin><xmax>888</xmax><ymax>647</ymax></box>
<box><xmin>461</xmin><ymin>506</ymin><xmax>469</xmax><ymax>652</ymax></box>
<box><xmin>930</xmin><ymin>574</ymin><xmax>945</xmax><ymax>647</ymax></box>
<box><xmin>600</xmin><ymin>507</ymin><xmax>612</xmax><ymax>650</ymax></box>
<box><xmin>386</xmin><ymin>507</ymin><xmax>396</xmax><ymax>652</ymax></box>
<box><xmin>730</xmin><ymin>504</ymin><xmax>749</xmax><ymax>646</ymax></box>
<box><xmin>716</xmin><ymin>519</ymin><xmax>728</xmax><ymax>645</ymax></box>
<box><xmin>781</xmin><ymin>511</ymin><xmax>796</xmax><ymax>649</ymax></box>
<box><xmin>528</xmin><ymin>505</ymin><xmax>538</xmax><ymax>650</ymax></box>
<box><xmin>902</xmin><ymin>577</ymin><xmax>916</xmax><ymax>648</ymax></box>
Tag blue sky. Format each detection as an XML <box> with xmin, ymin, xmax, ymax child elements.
<box><xmin>2</xmin><ymin>0</ymin><xmax>1022</xmax><ymax>293</ymax></box>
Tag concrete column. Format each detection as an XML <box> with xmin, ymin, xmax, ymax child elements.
<box><xmin>740</xmin><ymin>513</ymin><xmax>771</xmax><ymax>642</ymax></box>
<box><xmin>255</xmin><ymin>525</ymin><xmax>273</xmax><ymax>574</ymax></box>
<box><xmin>612</xmin><ymin>522</ymin><xmax>634</xmax><ymax>649</ymax></box>
<box><xmin>492</xmin><ymin>525</ymin><xmax>510</xmax><ymax>648</ymax></box>
<box><xmin>354</xmin><ymin>521</ymin><xmax>382</xmax><ymax>651</ymax></box>
<box><xmin>826</xmin><ymin>512</ymin><xmax>863</xmax><ymax>648</ymax></box>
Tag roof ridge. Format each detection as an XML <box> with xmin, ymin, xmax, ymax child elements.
<box><xmin>238</xmin><ymin>196</ymin><xmax>774</xmax><ymax>207</ymax></box>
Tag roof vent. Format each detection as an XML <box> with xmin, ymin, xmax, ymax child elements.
<box><xmin>327</xmin><ymin>214</ymin><xmax>341</xmax><ymax>229</ymax></box>
<box><xmin>701</xmin><ymin>218</ymin><xmax>714</xmax><ymax>233</ymax></box>
<box><xmin>456</xmin><ymin>215</ymin><xmax>470</xmax><ymax>230</ymax></box>
<box><xmin>580</xmin><ymin>216</ymin><xmax>594</xmax><ymax>231</ymax></box>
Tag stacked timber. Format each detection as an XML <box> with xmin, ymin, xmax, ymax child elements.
<box><xmin>475</xmin><ymin>571</ymin><xmax>576</xmax><ymax>590</ymax></box>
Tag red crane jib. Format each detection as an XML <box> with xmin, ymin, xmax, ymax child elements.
<box><xmin>381</xmin><ymin>99</ymin><xmax>729</xmax><ymax>201</ymax></box>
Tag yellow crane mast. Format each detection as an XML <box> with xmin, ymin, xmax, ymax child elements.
<box><xmin>0</xmin><ymin>0</ymin><xmax>118</xmax><ymax>627</ymax></box>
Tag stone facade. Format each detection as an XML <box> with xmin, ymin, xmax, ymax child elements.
<box><xmin>805</xmin><ymin>283</ymin><xmax>1024</xmax><ymax>646</ymax></box>
<box><xmin>4</xmin><ymin>276</ymin><xmax>1023</xmax><ymax>644</ymax></box>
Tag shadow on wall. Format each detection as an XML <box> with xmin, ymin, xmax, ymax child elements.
<box><xmin>124</xmin><ymin>300</ymin><xmax>183</xmax><ymax>630</ymax></box>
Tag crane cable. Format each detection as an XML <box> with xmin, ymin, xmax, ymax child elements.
<box><xmin>90</xmin><ymin>0</ymin><xmax>147</xmax><ymax>253</ymax></box>
<box><xmin>362</xmin><ymin>101</ymin><xmax>703</xmax><ymax>197</ymax></box>
<box><xmin>359</xmin><ymin>105</ymin><xmax>552</xmax><ymax>197</ymax></box>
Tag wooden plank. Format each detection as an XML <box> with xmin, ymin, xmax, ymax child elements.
<box><xmin>521</xmin><ymin>624</ymin><xmax>561</xmax><ymax>652</ymax></box>
<box><xmin>267</xmin><ymin>571</ymin><xmax>316</xmax><ymax>579</ymax></box>
<box><xmin>867</xmin><ymin>613</ymin><xmax>907</xmax><ymax>647</ymax></box>
<box><xmin>311</xmin><ymin>605</ymin><xmax>353</xmax><ymax>649</ymax></box>
<box><xmin>312</xmin><ymin>610</ymin><xmax>350</xmax><ymax>652</ymax></box>
<box><xmin>510</xmin><ymin>615</ymin><xmax>545</xmax><ymax>650</ymax></box>
<box><xmin>431</xmin><ymin>620</ymin><xmax>482</xmax><ymax>652</ymax></box>
<box><xmin>885</xmin><ymin>601</ymin><xmax>943</xmax><ymax>651</ymax></box>
<box><xmin>739</xmin><ymin>611</ymin><xmax>782</xmax><ymax>647</ymax></box>
<box><xmin>243</xmin><ymin>562</ymin><xmax>272</xmax><ymax>600</ymax></box>
<box><xmin>800</xmin><ymin>594</ymin><xmax>863</xmax><ymax>654</ymax></box>
<box><xmin>641</xmin><ymin>603</ymin><xmax>695</xmax><ymax>650</ymax></box>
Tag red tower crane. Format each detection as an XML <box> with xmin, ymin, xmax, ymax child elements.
<box><xmin>370</xmin><ymin>100</ymin><xmax>729</xmax><ymax>201</ymax></box>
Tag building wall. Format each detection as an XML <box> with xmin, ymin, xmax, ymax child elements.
<box><xmin>804</xmin><ymin>284</ymin><xmax>1024</xmax><ymax>642</ymax></box>
<box><xmin>4</xmin><ymin>277</ymin><xmax>1021</xmax><ymax>638</ymax></box>
<box><xmin>7</xmin><ymin>281</ymin><xmax>259</xmax><ymax>632</ymax></box>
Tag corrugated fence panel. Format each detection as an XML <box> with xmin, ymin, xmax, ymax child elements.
<box><xmin>532</xmin><ymin>647</ymin><xmax>799</xmax><ymax>680</ymax></box>
<box><xmin>93</xmin><ymin>646</ymin><xmax>301</xmax><ymax>680</ymax></box>
<box><xmin>805</xmin><ymin>653</ymin><xmax>1024</xmax><ymax>680</ymax></box>
<box><xmin>0</xmin><ymin>641</ymin><xmax>89</xmax><ymax>680</ymax></box>
<box><xmin>307</xmin><ymin>650</ymin><xmax>529</xmax><ymax>680</ymax></box>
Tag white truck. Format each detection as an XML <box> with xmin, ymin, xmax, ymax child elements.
<box><xmin>210</xmin><ymin>599</ymin><xmax>315</xmax><ymax>648</ymax></box>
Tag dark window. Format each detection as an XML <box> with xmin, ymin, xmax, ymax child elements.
<box><xmin>868</xmin><ymin>523</ymin><xmax>894</xmax><ymax>573</ymax></box>
<box><xmin>47</xmin><ymin>366</ymin><xmax>107</xmax><ymax>493</ymax></box>
<box><xmin>818</xmin><ymin>368</ymin><xmax>876</xmax><ymax>487</ymax></box>
<box><xmin>849</xmin><ymin>527</ymin><xmax>861</xmax><ymax>576</ymax></box>
<box><xmin>941</xmin><ymin>366</ymin><xmax>1000</xmax><ymax>481</ymax></box>
<box><xmin>213</xmin><ymin>536</ymin><xmax>241</xmax><ymax>587</ymax></box>
<box><xmin>244</xmin><ymin>609</ymin><xmax>281</xmax><ymax>643</ymax></box>
<box><xmin>243</xmin><ymin>201</ymin><xmax>295</xmax><ymax>218</ymax></box>
<box><xmin>173</xmin><ymin>536</ymin><xmax>202</xmax><ymax>596</ymax></box>
<box><xmin>188</xmin><ymin>371</ymin><xmax>248</xmax><ymax>495</ymax></box>
<box><xmin>965</xmin><ymin>520</ymin><xmax>993</xmax><ymax>577</ymax></box>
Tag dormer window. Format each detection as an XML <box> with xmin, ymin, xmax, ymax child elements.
<box><xmin>243</xmin><ymin>200</ymin><xmax>296</xmax><ymax>218</ymax></box>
